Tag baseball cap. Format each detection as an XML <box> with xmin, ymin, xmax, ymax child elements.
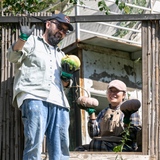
<box><xmin>107</xmin><ymin>80</ymin><xmax>127</xmax><ymax>92</ymax></box>
<box><xmin>47</xmin><ymin>13</ymin><xmax>73</xmax><ymax>31</ymax></box>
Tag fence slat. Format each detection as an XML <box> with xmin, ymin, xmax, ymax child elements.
<box><xmin>14</xmin><ymin>24</ymin><xmax>19</xmax><ymax>160</ymax></box>
<box><xmin>5</xmin><ymin>23</ymin><xmax>10</xmax><ymax>160</ymax></box>
<box><xmin>142</xmin><ymin>21</ymin><xmax>149</xmax><ymax>155</ymax></box>
<box><xmin>147</xmin><ymin>21</ymin><xmax>151</xmax><ymax>155</ymax></box>
<box><xmin>158</xmin><ymin>20</ymin><xmax>160</xmax><ymax>160</ymax></box>
<box><xmin>155</xmin><ymin>21</ymin><xmax>159</xmax><ymax>159</ymax></box>
<box><xmin>10</xmin><ymin>23</ymin><xmax>15</xmax><ymax>160</ymax></box>
<box><xmin>0</xmin><ymin>24</ymin><xmax>5</xmax><ymax>160</ymax></box>
<box><xmin>151</xmin><ymin>21</ymin><xmax>156</xmax><ymax>156</ymax></box>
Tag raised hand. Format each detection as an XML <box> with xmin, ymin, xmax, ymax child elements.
<box><xmin>19</xmin><ymin>17</ymin><xmax>35</xmax><ymax>41</ymax></box>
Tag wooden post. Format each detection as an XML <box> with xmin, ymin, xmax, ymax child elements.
<box><xmin>0</xmin><ymin>24</ymin><xmax>4</xmax><ymax>160</ymax></box>
<box><xmin>151</xmin><ymin>21</ymin><xmax>156</xmax><ymax>156</ymax></box>
<box><xmin>147</xmin><ymin>21</ymin><xmax>151</xmax><ymax>155</ymax></box>
<box><xmin>14</xmin><ymin>24</ymin><xmax>19</xmax><ymax>160</ymax></box>
<box><xmin>10</xmin><ymin>23</ymin><xmax>15</xmax><ymax>160</ymax></box>
<box><xmin>142</xmin><ymin>21</ymin><xmax>149</xmax><ymax>155</ymax></box>
<box><xmin>155</xmin><ymin>20</ymin><xmax>159</xmax><ymax>160</ymax></box>
<box><xmin>158</xmin><ymin>20</ymin><xmax>160</xmax><ymax>160</ymax></box>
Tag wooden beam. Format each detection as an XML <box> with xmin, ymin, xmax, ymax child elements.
<box><xmin>0</xmin><ymin>14</ymin><xmax>160</xmax><ymax>23</ymax></box>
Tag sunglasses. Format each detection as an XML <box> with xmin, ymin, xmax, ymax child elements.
<box><xmin>50</xmin><ymin>21</ymin><xmax>69</xmax><ymax>34</ymax></box>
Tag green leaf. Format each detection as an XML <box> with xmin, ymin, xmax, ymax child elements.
<box><xmin>119</xmin><ymin>1</ymin><xmax>125</xmax><ymax>10</ymax></box>
<box><xmin>98</xmin><ymin>1</ymin><xmax>102</xmax><ymax>7</ymax></box>
<box><xmin>124</xmin><ymin>6</ymin><xmax>130</xmax><ymax>13</ymax></box>
<box><xmin>73</xmin><ymin>0</ymin><xmax>77</xmax><ymax>5</ymax></box>
<box><xmin>126</xmin><ymin>144</ymin><xmax>132</xmax><ymax>148</ymax></box>
<box><xmin>80</xmin><ymin>1</ymin><xmax>84</xmax><ymax>5</ymax></box>
<box><xmin>115</xmin><ymin>0</ymin><xmax>119</xmax><ymax>6</ymax></box>
<box><xmin>15</xmin><ymin>3</ymin><xmax>21</xmax><ymax>8</ymax></box>
<box><xmin>101</xmin><ymin>0</ymin><xmax>106</xmax><ymax>6</ymax></box>
<box><xmin>105</xmin><ymin>11</ymin><xmax>111</xmax><ymax>15</ymax></box>
<box><xmin>134</xmin><ymin>57</ymin><xmax>141</xmax><ymax>63</ymax></box>
<box><xmin>99</xmin><ymin>7</ymin><xmax>103</xmax><ymax>11</ymax></box>
<box><xmin>113</xmin><ymin>145</ymin><xmax>123</xmax><ymax>152</ymax></box>
<box><xmin>104</xmin><ymin>5</ymin><xmax>110</xmax><ymax>11</ymax></box>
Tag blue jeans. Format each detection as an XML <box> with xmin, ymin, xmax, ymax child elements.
<box><xmin>20</xmin><ymin>99</ymin><xmax>70</xmax><ymax>160</ymax></box>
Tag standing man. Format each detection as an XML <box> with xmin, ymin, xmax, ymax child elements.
<box><xmin>7</xmin><ymin>13</ymin><xmax>75</xmax><ymax>160</ymax></box>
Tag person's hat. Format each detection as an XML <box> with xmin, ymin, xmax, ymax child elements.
<box><xmin>47</xmin><ymin>13</ymin><xmax>73</xmax><ymax>31</ymax></box>
<box><xmin>107</xmin><ymin>80</ymin><xmax>127</xmax><ymax>92</ymax></box>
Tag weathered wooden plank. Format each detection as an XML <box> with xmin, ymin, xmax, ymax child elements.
<box><xmin>5</xmin><ymin>22</ymin><xmax>10</xmax><ymax>160</ymax></box>
<box><xmin>155</xmin><ymin>20</ymin><xmax>159</xmax><ymax>159</ymax></box>
<box><xmin>14</xmin><ymin>24</ymin><xmax>19</xmax><ymax>160</ymax></box>
<box><xmin>0</xmin><ymin>24</ymin><xmax>4</xmax><ymax>160</ymax></box>
<box><xmin>1</xmin><ymin>14</ymin><xmax>160</xmax><ymax>23</ymax></box>
<box><xmin>10</xmin><ymin>24</ymin><xmax>15</xmax><ymax>160</ymax></box>
<box><xmin>69</xmin><ymin>152</ymin><xmax>151</xmax><ymax>160</ymax></box>
<box><xmin>147</xmin><ymin>21</ymin><xmax>151</xmax><ymax>156</ymax></box>
<box><xmin>41</xmin><ymin>153</ymin><xmax>151</xmax><ymax>160</ymax></box>
<box><xmin>158</xmin><ymin>19</ymin><xmax>160</xmax><ymax>160</ymax></box>
<box><xmin>141</xmin><ymin>21</ymin><xmax>149</xmax><ymax>155</ymax></box>
<box><xmin>2</xmin><ymin>23</ymin><xmax>8</xmax><ymax>160</ymax></box>
<box><xmin>151</xmin><ymin>21</ymin><xmax>156</xmax><ymax>156</ymax></box>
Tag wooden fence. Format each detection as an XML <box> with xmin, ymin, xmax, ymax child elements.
<box><xmin>0</xmin><ymin>12</ymin><xmax>52</xmax><ymax>160</ymax></box>
<box><xmin>0</xmin><ymin>12</ymin><xmax>81</xmax><ymax>160</ymax></box>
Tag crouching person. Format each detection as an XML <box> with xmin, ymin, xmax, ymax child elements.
<box><xmin>75</xmin><ymin>79</ymin><xmax>142</xmax><ymax>152</ymax></box>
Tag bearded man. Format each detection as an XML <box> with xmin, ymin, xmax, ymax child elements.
<box><xmin>7</xmin><ymin>13</ymin><xmax>75</xmax><ymax>160</ymax></box>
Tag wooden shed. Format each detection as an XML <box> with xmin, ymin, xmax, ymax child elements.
<box><xmin>62</xmin><ymin>36</ymin><xmax>142</xmax><ymax>146</ymax></box>
<box><xmin>0</xmin><ymin>13</ymin><xmax>160</xmax><ymax>160</ymax></box>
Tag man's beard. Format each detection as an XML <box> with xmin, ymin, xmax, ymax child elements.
<box><xmin>47</xmin><ymin>28</ymin><xmax>62</xmax><ymax>46</ymax></box>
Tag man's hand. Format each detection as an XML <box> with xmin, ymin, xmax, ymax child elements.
<box><xmin>61</xmin><ymin>61</ymin><xmax>79</xmax><ymax>77</ymax></box>
<box><xmin>61</xmin><ymin>61</ymin><xmax>79</xmax><ymax>83</ymax></box>
<box><xmin>19</xmin><ymin>17</ymin><xmax>35</xmax><ymax>41</ymax></box>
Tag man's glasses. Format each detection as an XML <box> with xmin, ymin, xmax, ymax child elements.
<box><xmin>50</xmin><ymin>21</ymin><xmax>69</xmax><ymax>34</ymax></box>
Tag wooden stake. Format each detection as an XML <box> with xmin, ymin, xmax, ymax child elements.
<box><xmin>147</xmin><ymin>21</ymin><xmax>151</xmax><ymax>155</ymax></box>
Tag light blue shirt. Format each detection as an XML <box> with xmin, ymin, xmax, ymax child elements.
<box><xmin>7</xmin><ymin>35</ymin><xmax>71</xmax><ymax>109</ymax></box>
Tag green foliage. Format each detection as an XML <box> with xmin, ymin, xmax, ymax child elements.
<box><xmin>2</xmin><ymin>0</ymin><xmax>130</xmax><ymax>15</ymax></box>
<box><xmin>113</xmin><ymin>123</ymin><xmax>132</xmax><ymax>153</ymax></box>
<box><xmin>118</xmin><ymin>1</ymin><xmax>125</xmax><ymax>11</ymax></box>
<box><xmin>134</xmin><ymin>57</ymin><xmax>142</xmax><ymax>64</ymax></box>
<box><xmin>124</xmin><ymin>6</ymin><xmax>130</xmax><ymax>14</ymax></box>
<box><xmin>112</xmin><ymin>0</ymin><xmax>146</xmax><ymax>38</ymax></box>
<box><xmin>2</xmin><ymin>0</ymin><xmax>69</xmax><ymax>14</ymax></box>
<box><xmin>98</xmin><ymin>0</ymin><xmax>111</xmax><ymax>15</ymax></box>
<box><xmin>115</xmin><ymin>0</ymin><xmax>130</xmax><ymax>14</ymax></box>
<box><xmin>113</xmin><ymin>123</ymin><xmax>133</xmax><ymax>160</ymax></box>
<box><xmin>3</xmin><ymin>0</ymin><xmax>42</xmax><ymax>14</ymax></box>
<box><xmin>115</xmin><ymin>0</ymin><xmax>119</xmax><ymax>6</ymax></box>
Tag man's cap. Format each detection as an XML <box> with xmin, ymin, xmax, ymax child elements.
<box><xmin>107</xmin><ymin>80</ymin><xmax>127</xmax><ymax>92</ymax></box>
<box><xmin>47</xmin><ymin>13</ymin><xmax>73</xmax><ymax>31</ymax></box>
